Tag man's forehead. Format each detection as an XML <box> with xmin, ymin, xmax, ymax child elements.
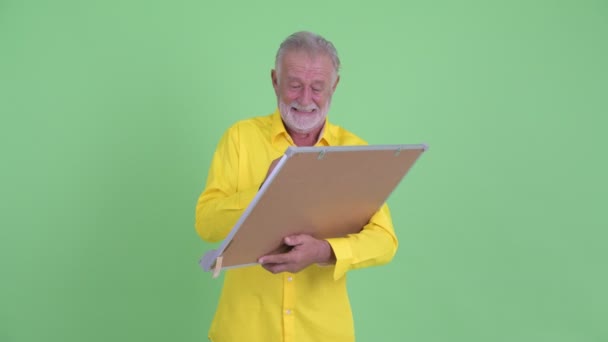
<box><xmin>281</xmin><ymin>51</ymin><xmax>334</xmax><ymax>69</ymax></box>
<box><xmin>280</xmin><ymin>51</ymin><xmax>336</xmax><ymax>79</ymax></box>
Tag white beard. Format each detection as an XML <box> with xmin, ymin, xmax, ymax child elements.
<box><xmin>278</xmin><ymin>100</ymin><xmax>329</xmax><ymax>134</ymax></box>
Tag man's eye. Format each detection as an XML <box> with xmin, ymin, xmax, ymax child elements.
<box><xmin>290</xmin><ymin>85</ymin><xmax>301</xmax><ymax>89</ymax></box>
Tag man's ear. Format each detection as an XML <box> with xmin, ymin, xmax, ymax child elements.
<box><xmin>332</xmin><ymin>75</ymin><xmax>340</xmax><ymax>92</ymax></box>
<box><xmin>271</xmin><ymin>69</ymin><xmax>279</xmax><ymax>95</ymax></box>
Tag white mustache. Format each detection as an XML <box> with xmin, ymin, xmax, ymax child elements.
<box><xmin>290</xmin><ymin>103</ymin><xmax>318</xmax><ymax>112</ymax></box>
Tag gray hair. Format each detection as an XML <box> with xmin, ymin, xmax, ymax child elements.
<box><xmin>275</xmin><ymin>31</ymin><xmax>341</xmax><ymax>76</ymax></box>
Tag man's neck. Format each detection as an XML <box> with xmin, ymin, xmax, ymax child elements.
<box><xmin>286</xmin><ymin>125</ymin><xmax>324</xmax><ymax>147</ymax></box>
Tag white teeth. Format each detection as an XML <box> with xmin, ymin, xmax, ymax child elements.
<box><xmin>290</xmin><ymin>103</ymin><xmax>318</xmax><ymax>113</ymax></box>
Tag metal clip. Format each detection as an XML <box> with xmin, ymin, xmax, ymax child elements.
<box><xmin>394</xmin><ymin>147</ymin><xmax>402</xmax><ymax>156</ymax></box>
<box><xmin>318</xmin><ymin>150</ymin><xmax>326</xmax><ymax>160</ymax></box>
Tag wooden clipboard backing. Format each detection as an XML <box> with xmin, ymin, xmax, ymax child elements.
<box><xmin>199</xmin><ymin>144</ymin><xmax>427</xmax><ymax>273</ymax></box>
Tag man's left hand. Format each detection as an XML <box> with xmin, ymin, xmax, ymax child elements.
<box><xmin>258</xmin><ymin>234</ymin><xmax>335</xmax><ymax>274</ymax></box>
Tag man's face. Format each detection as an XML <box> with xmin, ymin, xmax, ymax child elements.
<box><xmin>272</xmin><ymin>51</ymin><xmax>339</xmax><ymax>134</ymax></box>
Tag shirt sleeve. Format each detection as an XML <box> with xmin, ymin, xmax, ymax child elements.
<box><xmin>325</xmin><ymin>203</ymin><xmax>398</xmax><ymax>280</ymax></box>
<box><xmin>195</xmin><ymin>125</ymin><xmax>259</xmax><ymax>242</ymax></box>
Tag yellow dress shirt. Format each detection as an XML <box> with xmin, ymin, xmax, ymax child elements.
<box><xmin>195</xmin><ymin>110</ymin><xmax>398</xmax><ymax>342</ymax></box>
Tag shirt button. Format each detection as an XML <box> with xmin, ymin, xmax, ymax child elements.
<box><xmin>285</xmin><ymin>309</ymin><xmax>292</xmax><ymax>315</ymax></box>
<box><xmin>287</xmin><ymin>276</ymin><xmax>293</xmax><ymax>282</ymax></box>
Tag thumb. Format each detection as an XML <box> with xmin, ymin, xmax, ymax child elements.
<box><xmin>284</xmin><ymin>234</ymin><xmax>306</xmax><ymax>246</ymax></box>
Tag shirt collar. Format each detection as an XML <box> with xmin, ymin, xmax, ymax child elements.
<box><xmin>270</xmin><ymin>109</ymin><xmax>336</xmax><ymax>146</ymax></box>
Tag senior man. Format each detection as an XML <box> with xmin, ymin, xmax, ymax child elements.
<box><xmin>195</xmin><ymin>31</ymin><xmax>397</xmax><ymax>342</ymax></box>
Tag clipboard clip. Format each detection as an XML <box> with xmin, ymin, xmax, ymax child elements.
<box><xmin>394</xmin><ymin>147</ymin><xmax>402</xmax><ymax>156</ymax></box>
<box><xmin>317</xmin><ymin>150</ymin><xmax>326</xmax><ymax>160</ymax></box>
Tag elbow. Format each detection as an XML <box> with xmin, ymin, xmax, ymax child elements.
<box><xmin>195</xmin><ymin>196</ymin><xmax>228</xmax><ymax>243</ymax></box>
<box><xmin>377</xmin><ymin>235</ymin><xmax>399</xmax><ymax>266</ymax></box>
<box><xmin>195</xmin><ymin>213</ymin><xmax>223</xmax><ymax>243</ymax></box>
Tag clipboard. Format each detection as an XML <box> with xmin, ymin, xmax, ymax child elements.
<box><xmin>199</xmin><ymin>144</ymin><xmax>428</xmax><ymax>275</ymax></box>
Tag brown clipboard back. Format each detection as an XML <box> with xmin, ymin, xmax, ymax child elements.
<box><xmin>199</xmin><ymin>144</ymin><xmax>427</xmax><ymax>274</ymax></box>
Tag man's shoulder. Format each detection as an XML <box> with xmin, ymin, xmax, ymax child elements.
<box><xmin>223</xmin><ymin>113</ymin><xmax>274</xmax><ymax>135</ymax></box>
<box><xmin>326</xmin><ymin>120</ymin><xmax>369</xmax><ymax>146</ymax></box>
<box><xmin>236</xmin><ymin>113</ymin><xmax>274</xmax><ymax>126</ymax></box>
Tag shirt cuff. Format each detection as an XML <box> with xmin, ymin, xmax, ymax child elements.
<box><xmin>325</xmin><ymin>237</ymin><xmax>353</xmax><ymax>280</ymax></box>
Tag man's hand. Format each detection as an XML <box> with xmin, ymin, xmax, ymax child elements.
<box><xmin>258</xmin><ymin>234</ymin><xmax>336</xmax><ymax>274</ymax></box>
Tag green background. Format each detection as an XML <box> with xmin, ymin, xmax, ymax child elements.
<box><xmin>1</xmin><ymin>0</ymin><xmax>607</xmax><ymax>341</ymax></box>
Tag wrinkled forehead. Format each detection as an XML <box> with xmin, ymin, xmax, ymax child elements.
<box><xmin>276</xmin><ymin>49</ymin><xmax>338</xmax><ymax>80</ymax></box>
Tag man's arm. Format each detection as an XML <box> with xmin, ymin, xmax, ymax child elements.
<box><xmin>195</xmin><ymin>126</ymin><xmax>260</xmax><ymax>242</ymax></box>
<box><xmin>325</xmin><ymin>204</ymin><xmax>397</xmax><ymax>279</ymax></box>
<box><xmin>259</xmin><ymin>203</ymin><xmax>397</xmax><ymax>279</ymax></box>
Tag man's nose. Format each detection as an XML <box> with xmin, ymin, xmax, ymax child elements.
<box><xmin>298</xmin><ymin>87</ymin><xmax>313</xmax><ymax>106</ymax></box>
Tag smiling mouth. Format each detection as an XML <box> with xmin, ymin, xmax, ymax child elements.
<box><xmin>292</xmin><ymin>107</ymin><xmax>316</xmax><ymax>114</ymax></box>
